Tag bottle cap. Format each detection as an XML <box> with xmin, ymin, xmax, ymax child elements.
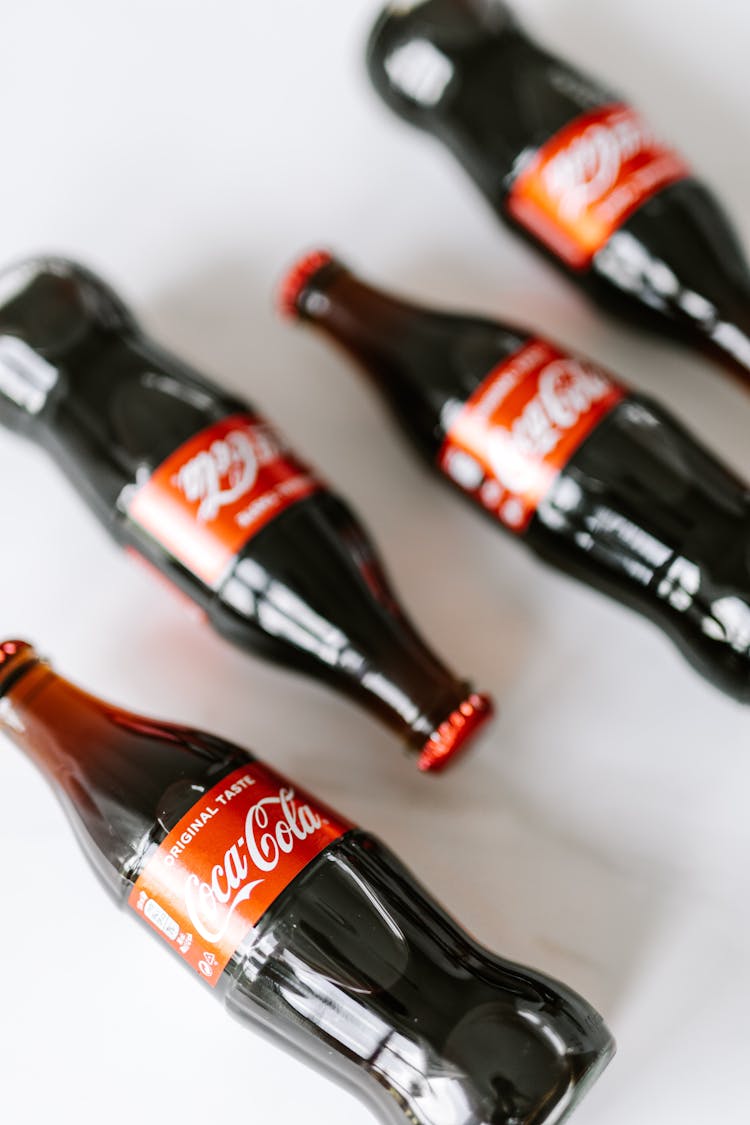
<box><xmin>278</xmin><ymin>250</ymin><xmax>334</xmax><ymax>319</ymax></box>
<box><xmin>419</xmin><ymin>692</ymin><xmax>494</xmax><ymax>773</ymax></box>
<box><xmin>0</xmin><ymin>640</ymin><xmax>38</xmax><ymax>698</ymax></box>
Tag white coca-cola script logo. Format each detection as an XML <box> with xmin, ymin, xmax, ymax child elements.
<box><xmin>487</xmin><ymin>359</ymin><xmax>612</xmax><ymax>492</ymax></box>
<box><xmin>183</xmin><ymin>787</ymin><xmax>323</xmax><ymax>943</ymax></box>
<box><xmin>542</xmin><ymin>112</ymin><xmax>654</xmax><ymax>221</ymax></box>
<box><xmin>174</xmin><ymin>430</ymin><xmax>259</xmax><ymax>523</ymax></box>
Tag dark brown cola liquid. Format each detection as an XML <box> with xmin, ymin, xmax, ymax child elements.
<box><xmin>0</xmin><ymin>643</ymin><xmax>614</xmax><ymax>1125</ymax></box>
<box><xmin>284</xmin><ymin>254</ymin><xmax>750</xmax><ymax>702</ymax></box>
<box><xmin>0</xmin><ymin>258</ymin><xmax>492</xmax><ymax>769</ymax></box>
<box><xmin>366</xmin><ymin>0</ymin><xmax>750</xmax><ymax>387</ymax></box>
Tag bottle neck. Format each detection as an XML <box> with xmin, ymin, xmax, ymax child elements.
<box><xmin>0</xmin><ymin>658</ymin><xmax>137</xmax><ymax>893</ymax></box>
<box><xmin>299</xmin><ymin>262</ymin><xmax>425</xmax><ymax>375</ymax></box>
<box><xmin>294</xmin><ymin>261</ymin><xmax>461</xmax><ymax>461</ymax></box>
<box><xmin>0</xmin><ymin>650</ymin><xmax>246</xmax><ymax>891</ymax></box>
<box><xmin>221</xmin><ymin>506</ymin><xmax>493</xmax><ymax>772</ymax></box>
<box><xmin>349</xmin><ymin>617</ymin><xmax>493</xmax><ymax>772</ymax></box>
<box><xmin>0</xmin><ymin>657</ymin><xmax>144</xmax><ymax>824</ymax></box>
<box><xmin>0</xmin><ymin>651</ymin><xmax>69</xmax><ymax>770</ymax></box>
<box><xmin>287</xmin><ymin>255</ymin><xmax>532</xmax><ymax>468</ymax></box>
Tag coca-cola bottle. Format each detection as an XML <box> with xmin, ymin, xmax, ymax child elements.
<box><xmin>366</xmin><ymin>0</ymin><xmax>750</xmax><ymax>387</ymax></box>
<box><xmin>281</xmin><ymin>250</ymin><xmax>750</xmax><ymax>702</ymax></box>
<box><xmin>0</xmin><ymin>257</ymin><xmax>493</xmax><ymax>771</ymax></box>
<box><xmin>0</xmin><ymin>639</ymin><xmax>614</xmax><ymax>1125</ymax></box>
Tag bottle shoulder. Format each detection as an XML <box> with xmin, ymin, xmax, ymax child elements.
<box><xmin>0</xmin><ymin>258</ymin><xmax>249</xmax><ymax>514</ymax></box>
<box><xmin>367</xmin><ymin>1</ymin><xmax>618</xmax><ymax>192</ymax></box>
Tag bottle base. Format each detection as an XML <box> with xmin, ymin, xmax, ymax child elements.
<box><xmin>546</xmin><ymin>1037</ymin><xmax>615</xmax><ymax>1125</ymax></box>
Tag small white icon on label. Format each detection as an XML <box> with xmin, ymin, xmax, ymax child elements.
<box><xmin>144</xmin><ymin>897</ymin><xmax>180</xmax><ymax>942</ymax></box>
<box><xmin>479</xmin><ymin>480</ymin><xmax>503</xmax><ymax>510</ymax></box>
<box><xmin>446</xmin><ymin>449</ymin><xmax>484</xmax><ymax>490</ymax></box>
<box><xmin>501</xmin><ymin>499</ymin><xmax>526</xmax><ymax>529</ymax></box>
<box><xmin>177</xmin><ymin>931</ymin><xmax>193</xmax><ymax>955</ymax></box>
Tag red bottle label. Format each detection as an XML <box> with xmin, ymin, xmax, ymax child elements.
<box><xmin>506</xmin><ymin>103</ymin><xmax>690</xmax><ymax>269</ymax></box>
<box><xmin>129</xmin><ymin>763</ymin><xmax>353</xmax><ymax>987</ymax></box>
<box><xmin>438</xmin><ymin>340</ymin><xmax>625</xmax><ymax>533</ymax></box>
<box><xmin>127</xmin><ymin>414</ymin><xmax>321</xmax><ymax>588</ymax></box>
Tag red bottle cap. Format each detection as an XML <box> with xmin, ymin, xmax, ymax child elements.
<box><xmin>0</xmin><ymin>640</ymin><xmax>38</xmax><ymax>696</ymax></box>
<box><xmin>418</xmin><ymin>692</ymin><xmax>494</xmax><ymax>773</ymax></box>
<box><xmin>278</xmin><ymin>250</ymin><xmax>334</xmax><ymax>319</ymax></box>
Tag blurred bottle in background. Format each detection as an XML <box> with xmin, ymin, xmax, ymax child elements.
<box><xmin>283</xmin><ymin>250</ymin><xmax>750</xmax><ymax>702</ymax></box>
<box><xmin>367</xmin><ymin>0</ymin><xmax>750</xmax><ymax>388</ymax></box>
<box><xmin>0</xmin><ymin>257</ymin><xmax>494</xmax><ymax>771</ymax></box>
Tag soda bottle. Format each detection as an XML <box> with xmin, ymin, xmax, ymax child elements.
<box><xmin>366</xmin><ymin>0</ymin><xmax>750</xmax><ymax>388</ymax></box>
<box><xmin>281</xmin><ymin>250</ymin><xmax>750</xmax><ymax>702</ymax></box>
<box><xmin>0</xmin><ymin>256</ymin><xmax>493</xmax><ymax>771</ymax></box>
<box><xmin>0</xmin><ymin>639</ymin><xmax>614</xmax><ymax>1125</ymax></box>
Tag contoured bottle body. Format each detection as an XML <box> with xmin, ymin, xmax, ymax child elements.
<box><xmin>367</xmin><ymin>0</ymin><xmax>750</xmax><ymax>384</ymax></box>
<box><xmin>0</xmin><ymin>258</ymin><xmax>492</xmax><ymax>767</ymax></box>
<box><xmin>0</xmin><ymin>643</ymin><xmax>613</xmax><ymax>1125</ymax></box>
<box><xmin>285</xmin><ymin>254</ymin><xmax>750</xmax><ymax>702</ymax></box>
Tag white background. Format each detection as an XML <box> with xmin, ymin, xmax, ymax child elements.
<box><xmin>0</xmin><ymin>1</ymin><xmax>748</xmax><ymax>1123</ymax></box>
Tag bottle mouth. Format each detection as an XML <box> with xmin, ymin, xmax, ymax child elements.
<box><xmin>0</xmin><ymin>640</ymin><xmax>38</xmax><ymax>698</ymax></box>
<box><xmin>278</xmin><ymin>250</ymin><xmax>335</xmax><ymax>320</ymax></box>
<box><xmin>418</xmin><ymin>692</ymin><xmax>494</xmax><ymax>773</ymax></box>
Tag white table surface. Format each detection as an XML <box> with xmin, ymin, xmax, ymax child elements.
<box><xmin>1</xmin><ymin>2</ymin><xmax>748</xmax><ymax>1122</ymax></box>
